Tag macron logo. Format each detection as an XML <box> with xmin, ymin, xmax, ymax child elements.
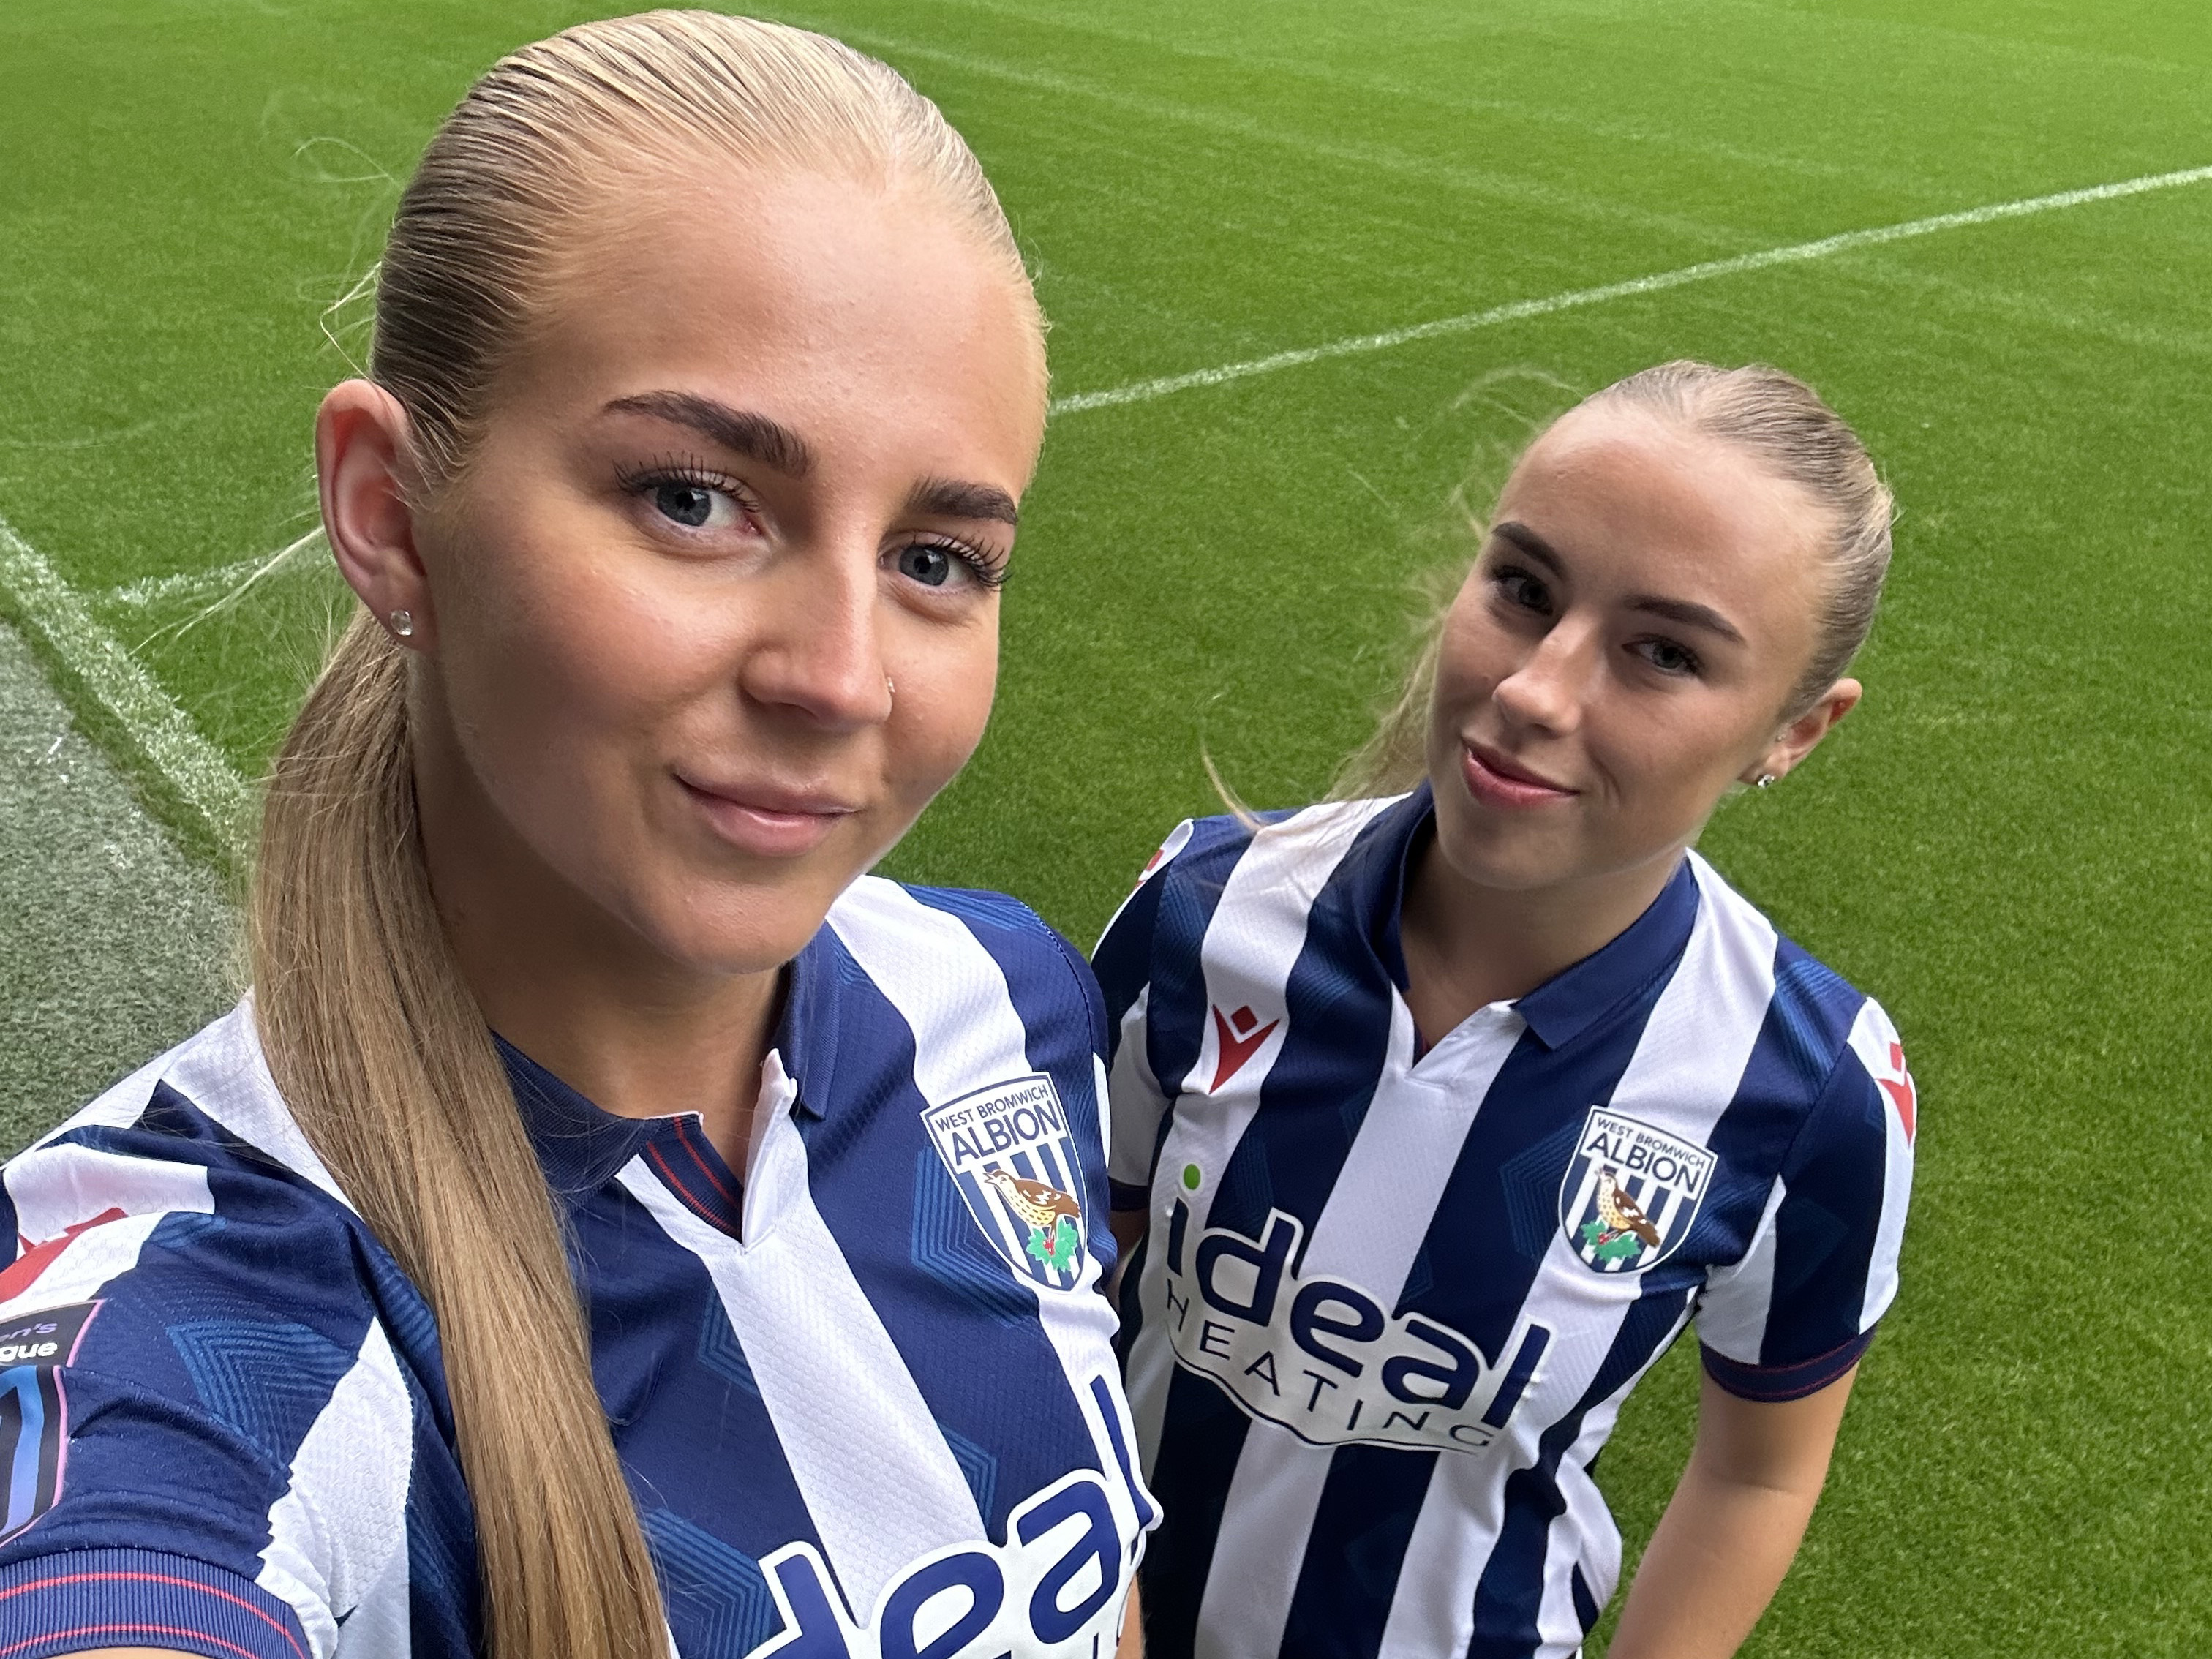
<box><xmin>1210</xmin><ymin>1004</ymin><xmax>1280</xmax><ymax>1092</ymax></box>
<box><xmin>1878</xmin><ymin>1041</ymin><xmax>1917</xmax><ymax>1145</ymax></box>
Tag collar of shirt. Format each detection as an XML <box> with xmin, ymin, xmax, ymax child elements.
<box><xmin>1358</xmin><ymin>781</ymin><xmax>1704</xmax><ymax>1053</ymax></box>
<box><xmin>494</xmin><ymin>917</ymin><xmax>849</xmax><ymax>1221</ymax></box>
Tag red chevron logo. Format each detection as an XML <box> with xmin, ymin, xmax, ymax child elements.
<box><xmin>1878</xmin><ymin>1041</ymin><xmax>1916</xmax><ymax>1144</ymax></box>
<box><xmin>1210</xmin><ymin>1004</ymin><xmax>1280</xmax><ymax>1092</ymax></box>
<box><xmin>0</xmin><ymin>1207</ymin><xmax>127</xmax><ymax>1304</ymax></box>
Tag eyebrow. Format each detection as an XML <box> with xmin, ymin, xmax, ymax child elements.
<box><xmin>602</xmin><ymin>391</ymin><xmax>813</xmax><ymax>478</ymax></box>
<box><xmin>907</xmin><ymin>475</ymin><xmax>1020</xmax><ymax>527</ymax></box>
<box><xmin>1490</xmin><ymin>519</ymin><xmax>1746</xmax><ymax>644</ymax></box>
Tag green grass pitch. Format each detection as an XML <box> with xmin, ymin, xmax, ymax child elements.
<box><xmin>4</xmin><ymin>1</ymin><xmax>2211</xmax><ymax>1651</ymax></box>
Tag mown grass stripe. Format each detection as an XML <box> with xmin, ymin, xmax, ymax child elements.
<box><xmin>0</xmin><ymin>512</ymin><xmax>249</xmax><ymax>859</ymax></box>
<box><xmin>1049</xmin><ymin>162</ymin><xmax>2212</xmax><ymax>415</ymax></box>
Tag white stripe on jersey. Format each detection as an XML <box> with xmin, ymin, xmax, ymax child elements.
<box><xmin>1846</xmin><ymin>1000</ymin><xmax>1915</xmax><ymax>1332</ymax></box>
<box><xmin>829</xmin><ymin>879</ymin><xmax>1153</xmax><ymax>1556</ymax></box>
<box><xmin>1128</xmin><ymin>798</ymin><xmax>1398</xmax><ymax>1475</ymax></box>
<box><xmin>1107</xmin><ymin>985</ymin><xmax>1165</xmax><ymax>1192</ymax></box>
<box><xmin>1372</xmin><ymin>853</ymin><xmax>1780</xmax><ymax>1659</ymax></box>
<box><xmin>617</xmin><ymin>1130</ymin><xmax>985</xmax><ymax>1616</ymax></box>
<box><xmin>0</xmin><ymin>1143</ymin><xmax>212</xmax><ymax>1317</ymax></box>
<box><xmin>164</xmin><ymin>999</ymin><xmax>352</xmax><ymax>1208</ymax></box>
<box><xmin>1196</xmin><ymin>996</ymin><xmax>1528</xmax><ymax>1659</ymax></box>
<box><xmin>258</xmin><ymin>1317</ymin><xmax>413</xmax><ymax>1658</ymax></box>
<box><xmin>1694</xmin><ymin>1180</ymin><xmax>1788</xmax><ymax>1365</ymax></box>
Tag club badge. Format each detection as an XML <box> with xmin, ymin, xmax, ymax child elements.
<box><xmin>1558</xmin><ymin>1107</ymin><xmax>1715</xmax><ymax>1274</ymax></box>
<box><xmin>923</xmin><ymin>1074</ymin><xmax>1089</xmax><ymax>1292</ymax></box>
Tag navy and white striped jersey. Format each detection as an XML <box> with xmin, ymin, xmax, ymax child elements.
<box><xmin>0</xmin><ymin>876</ymin><xmax>1156</xmax><ymax>1659</ymax></box>
<box><xmin>1096</xmin><ymin>788</ymin><xmax>1915</xmax><ymax>1659</ymax></box>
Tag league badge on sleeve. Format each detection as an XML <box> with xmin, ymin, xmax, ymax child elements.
<box><xmin>924</xmin><ymin>1075</ymin><xmax>1090</xmax><ymax>1293</ymax></box>
<box><xmin>0</xmin><ymin>1300</ymin><xmax>101</xmax><ymax>1542</ymax></box>
<box><xmin>1559</xmin><ymin>1107</ymin><xmax>1715</xmax><ymax>1274</ymax></box>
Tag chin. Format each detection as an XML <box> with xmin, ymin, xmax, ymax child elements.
<box><xmin>630</xmin><ymin>876</ymin><xmax>846</xmax><ymax>979</ymax></box>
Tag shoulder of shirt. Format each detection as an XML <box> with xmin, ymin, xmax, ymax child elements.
<box><xmin>1149</xmin><ymin>796</ymin><xmax>1404</xmax><ymax>898</ymax></box>
<box><xmin>10</xmin><ymin>996</ymin><xmax>354</xmax><ymax>1213</ymax></box>
<box><xmin>832</xmin><ymin>874</ymin><xmax>1097</xmax><ymax>1019</ymax></box>
<box><xmin>1683</xmin><ymin>851</ymin><xmax>1904</xmax><ymax>1104</ymax></box>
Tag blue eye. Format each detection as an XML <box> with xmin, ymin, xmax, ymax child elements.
<box><xmin>900</xmin><ymin>543</ymin><xmax>951</xmax><ymax>586</ymax></box>
<box><xmin>653</xmin><ymin>481</ymin><xmax>723</xmax><ymax>528</ymax></box>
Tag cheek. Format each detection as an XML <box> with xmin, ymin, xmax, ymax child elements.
<box><xmin>886</xmin><ymin>622</ymin><xmax>998</xmax><ymax>804</ymax></box>
<box><xmin>1429</xmin><ymin>602</ymin><xmax>1508</xmax><ymax>727</ymax></box>
<box><xmin>435</xmin><ymin>522</ymin><xmax>722</xmax><ymax>800</ymax></box>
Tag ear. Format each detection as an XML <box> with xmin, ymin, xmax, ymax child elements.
<box><xmin>1742</xmin><ymin>677</ymin><xmax>1862</xmax><ymax>786</ymax></box>
<box><xmin>316</xmin><ymin>380</ymin><xmax>436</xmax><ymax>652</ymax></box>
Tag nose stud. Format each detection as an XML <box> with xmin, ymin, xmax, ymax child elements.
<box><xmin>388</xmin><ymin>609</ymin><xmax>414</xmax><ymax>639</ymax></box>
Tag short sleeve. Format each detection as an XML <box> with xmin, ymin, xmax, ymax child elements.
<box><xmin>0</xmin><ymin>1116</ymin><xmax>418</xmax><ymax>1659</ymax></box>
<box><xmin>1092</xmin><ymin>821</ymin><xmax>1194</xmax><ymax>1210</ymax></box>
<box><xmin>1697</xmin><ymin>998</ymin><xmax>1917</xmax><ymax>1402</ymax></box>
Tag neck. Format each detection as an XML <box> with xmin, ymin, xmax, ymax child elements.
<box><xmin>411</xmin><ymin>704</ymin><xmax>780</xmax><ymax>1168</ymax></box>
<box><xmin>1399</xmin><ymin>830</ymin><xmax>1687</xmax><ymax>1047</ymax></box>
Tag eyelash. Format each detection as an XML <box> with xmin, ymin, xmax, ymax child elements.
<box><xmin>614</xmin><ymin>454</ymin><xmax>761</xmax><ymax>515</ymax></box>
<box><xmin>615</xmin><ymin>454</ymin><xmax>1008</xmax><ymax>589</ymax></box>
<box><xmin>908</xmin><ymin>535</ymin><xmax>1010</xmax><ymax>590</ymax></box>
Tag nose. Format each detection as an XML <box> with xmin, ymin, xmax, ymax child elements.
<box><xmin>1490</xmin><ymin>616</ymin><xmax>1595</xmax><ymax>736</ymax></box>
<box><xmin>737</xmin><ymin>544</ymin><xmax>893</xmax><ymax>729</ymax></box>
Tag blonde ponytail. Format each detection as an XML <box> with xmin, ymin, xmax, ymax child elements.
<box><xmin>251</xmin><ymin>613</ymin><xmax>665</xmax><ymax>1658</ymax></box>
<box><xmin>249</xmin><ymin>14</ymin><xmax>1039</xmax><ymax>1655</ymax></box>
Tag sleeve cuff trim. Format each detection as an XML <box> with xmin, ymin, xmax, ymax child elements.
<box><xmin>1109</xmin><ymin>1179</ymin><xmax>1150</xmax><ymax>1211</ymax></box>
<box><xmin>1700</xmin><ymin>1328</ymin><xmax>1875</xmax><ymax>1402</ymax></box>
<box><xmin>0</xmin><ymin>1548</ymin><xmax>311</xmax><ymax>1659</ymax></box>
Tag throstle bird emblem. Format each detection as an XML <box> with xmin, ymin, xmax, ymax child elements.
<box><xmin>982</xmin><ymin>1167</ymin><xmax>1083</xmax><ymax>1273</ymax></box>
<box><xmin>1590</xmin><ymin>1167</ymin><xmax>1663</xmax><ymax>1255</ymax></box>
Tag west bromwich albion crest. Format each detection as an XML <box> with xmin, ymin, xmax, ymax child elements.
<box><xmin>1558</xmin><ymin>1107</ymin><xmax>1715</xmax><ymax>1274</ymax></box>
<box><xmin>923</xmin><ymin>1074</ymin><xmax>1090</xmax><ymax>1293</ymax></box>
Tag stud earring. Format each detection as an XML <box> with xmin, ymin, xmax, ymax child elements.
<box><xmin>388</xmin><ymin>609</ymin><xmax>414</xmax><ymax>638</ymax></box>
<box><xmin>1756</xmin><ymin>773</ymin><xmax>1777</xmax><ymax>789</ymax></box>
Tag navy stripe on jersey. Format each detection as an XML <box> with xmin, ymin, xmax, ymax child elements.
<box><xmin>787</xmin><ymin>922</ymin><xmax>1108</xmax><ymax>1543</ymax></box>
<box><xmin>0</xmin><ymin>873</ymin><xmax>1154</xmax><ymax>1659</ymax></box>
<box><xmin>1467</xmin><ymin>1286</ymin><xmax>1696</xmax><ymax>1658</ymax></box>
<box><xmin>1104</xmin><ymin>790</ymin><xmax>1914</xmax><ymax>1659</ymax></box>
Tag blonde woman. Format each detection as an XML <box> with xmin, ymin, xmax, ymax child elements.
<box><xmin>0</xmin><ymin>15</ymin><xmax>1152</xmax><ymax>1659</ymax></box>
<box><xmin>1100</xmin><ymin>364</ymin><xmax>1916</xmax><ymax>1658</ymax></box>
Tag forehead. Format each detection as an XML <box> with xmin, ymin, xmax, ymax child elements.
<box><xmin>1500</xmin><ymin>403</ymin><xmax>1828</xmax><ymax>617</ymax></box>
<box><xmin>509</xmin><ymin>162</ymin><xmax>1045</xmax><ymax>477</ymax></box>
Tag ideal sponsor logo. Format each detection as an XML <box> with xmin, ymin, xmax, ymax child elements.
<box><xmin>922</xmin><ymin>1075</ymin><xmax>1090</xmax><ymax>1293</ymax></box>
<box><xmin>746</xmin><ymin>1470</ymin><xmax>1132</xmax><ymax>1659</ymax></box>
<box><xmin>1558</xmin><ymin>1107</ymin><xmax>1716</xmax><ymax>1274</ymax></box>
<box><xmin>1158</xmin><ymin>1203</ymin><xmax>1549</xmax><ymax>1455</ymax></box>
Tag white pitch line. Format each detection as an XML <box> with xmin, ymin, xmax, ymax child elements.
<box><xmin>1049</xmin><ymin>161</ymin><xmax>2212</xmax><ymax>416</ymax></box>
<box><xmin>106</xmin><ymin>554</ymin><xmax>276</xmax><ymax>611</ymax></box>
<box><xmin>0</xmin><ymin>513</ymin><xmax>249</xmax><ymax>856</ymax></box>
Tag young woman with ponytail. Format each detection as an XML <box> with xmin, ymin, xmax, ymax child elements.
<box><xmin>0</xmin><ymin>14</ymin><xmax>1152</xmax><ymax>1659</ymax></box>
<box><xmin>1099</xmin><ymin>364</ymin><xmax>1917</xmax><ymax>1658</ymax></box>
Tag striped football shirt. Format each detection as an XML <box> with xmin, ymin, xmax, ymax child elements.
<box><xmin>1095</xmin><ymin>787</ymin><xmax>1914</xmax><ymax>1659</ymax></box>
<box><xmin>0</xmin><ymin>875</ymin><xmax>1156</xmax><ymax>1659</ymax></box>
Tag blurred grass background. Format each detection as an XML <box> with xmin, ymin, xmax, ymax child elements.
<box><xmin>4</xmin><ymin>1</ymin><xmax>2210</xmax><ymax>1649</ymax></box>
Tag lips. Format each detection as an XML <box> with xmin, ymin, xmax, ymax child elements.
<box><xmin>676</xmin><ymin>773</ymin><xmax>861</xmax><ymax>857</ymax></box>
<box><xmin>1459</xmin><ymin>740</ymin><xmax>1577</xmax><ymax>810</ymax></box>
